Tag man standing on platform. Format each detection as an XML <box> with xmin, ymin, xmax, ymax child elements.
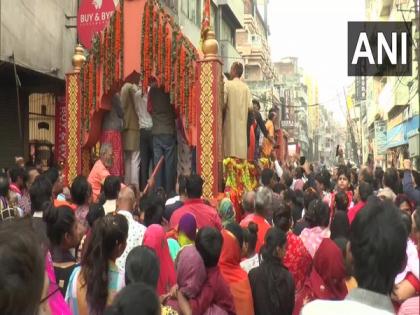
<box><xmin>121</xmin><ymin>83</ymin><xmax>140</xmax><ymax>187</ymax></box>
<box><xmin>223</xmin><ymin>62</ymin><xmax>253</xmax><ymax>160</ymax></box>
<box><xmin>135</xmin><ymin>79</ymin><xmax>154</xmax><ymax>192</ymax></box>
<box><xmin>262</xmin><ymin>110</ymin><xmax>277</xmax><ymax>158</ymax></box>
<box><xmin>149</xmin><ymin>78</ymin><xmax>177</xmax><ymax>194</ymax></box>
<box><xmin>252</xmin><ymin>100</ymin><xmax>269</xmax><ymax>161</ymax></box>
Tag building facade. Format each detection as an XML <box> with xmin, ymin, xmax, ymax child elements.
<box><xmin>163</xmin><ymin>0</ymin><xmax>244</xmax><ymax>74</ymax></box>
<box><xmin>303</xmin><ymin>74</ymin><xmax>320</xmax><ymax>161</ymax></box>
<box><xmin>364</xmin><ymin>0</ymin><xmax>419</xmax><ymax>169</ymax></box>
<box><xmin>236</xmin><ymin>0</ymin><xmax>279</xmax><ymax>117</ymax></box>
<box><xmin>274</xmin><ymin>57</ymin><xmax>310</xmax><ymax>158</ymax></box>
<box><xmin>0</xmin><ymin>0</ymin><xmax>78</xmax><ymax>167</ymax></box>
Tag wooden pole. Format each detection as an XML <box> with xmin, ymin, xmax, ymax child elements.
<box><xmin>142</xmin><ymin>156</ymin><xmax>164</xmax><ymax>194</ymax></box>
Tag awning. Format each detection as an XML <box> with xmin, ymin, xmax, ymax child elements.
<box><xmin>387</xmin><ymin>115</ymin><xmax>420</xmax><ymax>149</ymax></box>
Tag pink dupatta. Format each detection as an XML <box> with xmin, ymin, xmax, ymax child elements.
<box><xmin>143</xmin><ymin>224</ymin><xmax>177</xmax><ymax>295</ymax></box>
<box><xmin>45</xmin><ymin>251</ymin><xmax>71</xmax><ymax>315</ymax></box>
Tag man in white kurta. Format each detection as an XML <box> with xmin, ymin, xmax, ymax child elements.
<box><xmin>223</xmin><ymin>62</ymin><xmax>253</xmax><ymax>160</ymax></box>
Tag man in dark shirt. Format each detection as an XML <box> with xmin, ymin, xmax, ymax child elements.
<box><xmin>148</xmin><ymin>79</ymin><xmax>177</xmax><ymax>194</ymax></box>
<box><xmin>247</xmin><ymin>100</ymin><xmax>270</xmax><ymax>161</ymax></box>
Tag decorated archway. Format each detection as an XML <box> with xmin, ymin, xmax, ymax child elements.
<box><xmin>63</xmin><ymin>0</ymin><xmax>223</xmax><ymax>198</ymax></box>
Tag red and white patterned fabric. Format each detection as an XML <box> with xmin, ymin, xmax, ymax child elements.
<box><xmin>101</xmin><ymin>130</ymin><xmax>124</xmax><ymax>177</ymax></box>
<box><xmin>284</xmin><ymin>231</ymin><xmax>313</xmax><ymax>292</ymax></box>
<box><xmin>300</xmin><ymin>226</ymin><xmax>331</xmax><ymax>258</ymax></box>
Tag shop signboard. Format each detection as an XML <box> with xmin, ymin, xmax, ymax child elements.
<box><xmin>77</xmin><ymin>0</ymin><xmax>116</xmax><ymax>49</ymax></box>
<box><xmin>374</xmin><ymin>120</ymin><xmax>387</xmax><ymax>155</ymax></box>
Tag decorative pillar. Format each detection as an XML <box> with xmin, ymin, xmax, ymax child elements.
<box><xmin>196</xmin><ymin>30</ymin><xmax>223</xmax><ymax>199</ymax></box>
<box><xmin>63</xmin><ymin>45</ymin><xmax>85</xmax><ymax>186</ymax></box>
<box><xmin>64</xmin><ymin>73</ymin><xmax>82</xmax><ymax>186</ymax></box>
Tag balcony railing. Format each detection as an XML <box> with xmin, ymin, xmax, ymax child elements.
<box><xmin>220</xmin><ymin>40</ymin><xmax>243</xmax><ymax>73</ymax></box>
<box><xmin>218</xmin><ymin>0</ymin><xmax>244</xmax><ymax>28</ymax></box>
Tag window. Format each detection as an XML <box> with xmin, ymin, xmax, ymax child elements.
<box><xmin>182</xmin><ymin>0</ymin><xmax>201</xmax><ymax>25</ymax></box>
<box><xmin>251</xmin><ymin>34</ymin><xmax>261</xmax><ymax>46</ymax></box>
<box><xmin>244</xmin><ymin>0</ymin><xmax>254</xmax><ymax>15</ymax></box>
<box><xmin>181</xmin><ymin>0</ymin><xmax>188</xmax><ymax>15</ymax></box>
<box><xmin>221</xmin><ymin>19</ymin><xmax>235</xmax><ymax>46</ymax></box>
<box><xmin>210</xmin><ymin>3</ymin><xmax>216</xmax><ymax>32</ymax></box>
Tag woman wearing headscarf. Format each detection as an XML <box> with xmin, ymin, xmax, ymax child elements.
<box><xmin>169</xmin><ymin>245</ymin><xmax>227</xmax><ymax>315</ymax></box>
<box><xmin>299</xmin><ymin>199</ymin><xmax>331</xmax><ymax>258</ymax></box>
<box><xmin>218</xmin><ymin>198</ymin><xmax>236</xmax><ymax>228</ymax></box>
<box><xmin>294</xmin><ymin>238</ymin><xmax>347</xmax><ymax>315</ymax></box>
<box><xmin>219</xmin><ymin>223</ymin><xmax>254</xmax><ymax>315</ymax></box>
<box><xmin>178</xmin><ymin>213</ymin><xmax>197</xmax><ymax>248</ymax></box>
<box><xmin>168</xmin><ymin>213</ymin><xmax>197</xmax><ymax>261</ymax></box>
<box><xmin>143</xmin><ymin>224</ymin><xmax>177</xmax><ymax>295</ymax></box>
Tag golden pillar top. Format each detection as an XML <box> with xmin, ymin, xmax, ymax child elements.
<box><xmin>72</xmin><ymin>44</ymin><xmax>86</xmax><ymax>73</ymax></box>
<box><xmin>202</xmin><ymin>30</ymin><xmax>219</xmax><ymax>61</ymax></box>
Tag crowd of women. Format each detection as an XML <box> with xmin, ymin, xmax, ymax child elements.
<box><xmin>0</xmin><ymin>154</ymin><xmax>419</xmax><ymax>315</ymax></box>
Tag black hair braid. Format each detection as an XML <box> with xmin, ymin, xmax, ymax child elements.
<box><xmin>82</xmin><ymin>214</ymin><xmax>128</xmax><ymax>315</ymax></box>
<box><xmin>259</xmin><ymin>227</ymin><xmax>292</xmax><ymax>314</ymax></box>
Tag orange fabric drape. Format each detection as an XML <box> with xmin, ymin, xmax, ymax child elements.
<box><xmin>219</xmin><ymin>230</ymin><xmax>254</xmax><ymax>315</ymax></box>
<box><xmin>248</xmin><ymin>122</ymin><xmax>256</xmax><ymax>161</ymax></box>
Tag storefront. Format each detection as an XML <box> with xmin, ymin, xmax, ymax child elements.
<box><xmin>0</xmin><ymin>63</ymin><xmax>64</xmax><ymax>168</ymax></box>
<box><xmin>386</xmin><ymin>115</ymin><xmax>420</xmax><ymax>168</ymax></box>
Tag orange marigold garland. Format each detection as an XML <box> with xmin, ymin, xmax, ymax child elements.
<box><xmin>88</xmin><ymin>59</ymin><xmax>94</xmax><ymax>129</ymax></box>
<box><xmin>151</xmin><ymin>5</ymin><xmax>156</xmax><ymax>78</ymax></box>
<box><xmin>120</xmin><ymin>0</ymin><xmax>124</xmax><ymax>80</ymax></box>
<box><xmin>95</xmin><ymin>34</ymin><xmax>101</xmax><ymax>109</ymax></box>
<box><xmin>148</xmin><ymin>2</ymin><xmax>153</xmax><ymax>84</ymax></box>
<box><xmin>106</xmin><ymin>27</ymin><xmax>111</xmax><ymax>91</ymax></box>
<box><xmin>140</xmin><ymin>2</ymin><xmax>147</xmax><ymax>91</ymax></box>
<box><xmin>139</xmin><ymin>0</ymin><xmax>200</xmax><ymax>143</ymax></box>
<box><xmin>102</xmin><ymin>28</ymin><xmax>107</xmax><ymax>93</ymax></box>
<box><xmin>165</xmin><ymin>19</ymin><xmax>171</xmax><ymax>93</ymax></box>
<box><xmin>115</xmin><ymin>9</ymin><xmax>120</xmax><ymax>81</ymax></box>
<box><xmin>158</xmin><ymin>10</ymin><xmax>164</xmax><ymax>82</ymax></box>
<box><xmin>180</xmin><ymin>44</ymin><xmax>186</xmax><ymax>116</ymax></box>
<box><xmin>77</xmin><ymin>2</ymin><xmax>125</xmax><ymax>141</ymax></box>
<box><xmin>110</xmin><ymin>15</ymin><xmax>115</xmax><ymax>90</ymax></box>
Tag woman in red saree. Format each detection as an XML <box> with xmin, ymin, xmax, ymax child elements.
<box><xmin>273</xmin><ymin>202</ymin><xmax>312</xmax><ymax>292</ymax></box>
<box><xmin>219</xmin><ymin>224</ymin><xmax>254</xmax><ymax>315</ymax></box>
<box><xmin>142</xmin><ymin>224</ymin><xmax>177</xmax><ymax>295</ymax></box>
<box><xmin>294</xmin><ymin>238</ymin><xmax>348</xmax><ymax>315</ymax></box>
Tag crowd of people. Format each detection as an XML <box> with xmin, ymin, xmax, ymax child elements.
<box><xmin>0</xmin><ymin>147</ymin><xmax>419</xmax><ymax>315</ymax></box>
